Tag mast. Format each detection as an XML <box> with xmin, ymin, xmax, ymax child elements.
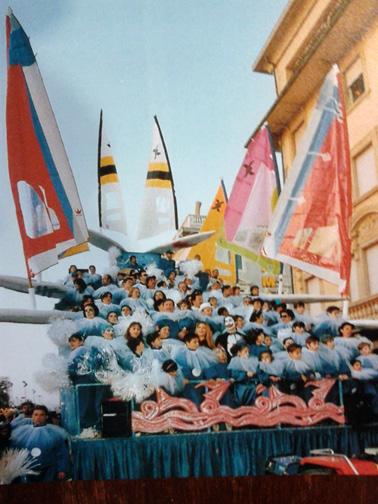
<box><xmin>154</xmin><ymin>115</ymin><xmax>179</xmax><ymax>230</ymax></box>
<box><xmin>98</xmin><ymin>109</ymin><xmax>103</xmax><ymax>229</ymax></box>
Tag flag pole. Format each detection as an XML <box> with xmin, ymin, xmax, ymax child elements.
<box><xmin>24</xmin><ymin>260</ymin><xmax>37</xmax><ymax>310</ymax></box>
<box><xmin>342</xmin><ymin>299</ymin><xmax>349</xmax><ymax>318</ymax></box>
<box><xmin>267</xmin><ymin>123</ymin><xmax>288</xmax><ymax>296</ymax></box>
<box><xmin>154</xmin><ymin>115</ymin><xmax>179</xmax><ymax>230</ymax></box>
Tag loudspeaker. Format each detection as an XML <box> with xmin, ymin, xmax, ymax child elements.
<box><xmin>101</xmin><ymin>398</ymin><xmax>132</xmax><ymax>438</ymax></box>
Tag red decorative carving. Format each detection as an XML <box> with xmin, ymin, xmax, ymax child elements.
<box><xmin>132</xmin><ymin>379</ymin><xmax>345</xmax><ymax>433</ymax></box>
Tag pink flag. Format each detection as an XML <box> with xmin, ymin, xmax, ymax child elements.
<box><xmin>224</xmin><ymin>125</ymin><xmax>280</xmax><ymax>255</ymax></box>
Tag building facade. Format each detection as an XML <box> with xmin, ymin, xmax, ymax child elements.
<box><xmin>252</xmin><ymin>0</ymin><xmax>378</xmax><ymax>317</ymax></box>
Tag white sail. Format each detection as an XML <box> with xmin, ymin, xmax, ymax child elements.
<box><xmin>137</xmin><ymin>116</ymin><xmax>178</xmax><ymax>240</ymax></box>
<box><xmin>98</xmin><ymin>111</ymin><xmax>127</xmax><ymax>235</ymax></box>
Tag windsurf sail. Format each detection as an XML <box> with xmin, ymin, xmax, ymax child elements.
<box><xmin>262</xmin><ymin>65</ymin><xmax>352</xmax><ymax>294</ymax></box>
<box><xmin>137</xmin><ymin>116</ymin><xmax>178</xmax><ymax>240</ymax></box>
<box><xmin>5</xmin><ymin>9</ymin><xmax>88</xmax><ymax>278</ymax></box>
<box><xmin>224</xmin><ymin>124</ymin><xmax>280</xmax><ymax>252</ymax></box>
<box><xmin>219</xmin><ymin>124</ymin><xmax>281</xmax><ymax>285</ymax></box>
<box><xmin>98</xmin><ymin>110</ymin><xmax>127</xmax><ymax>235</ymax></box>
<box><xmin>187</xmin><ymin>180</ymin><xmax>237</xmax><ymax>283</ymax></box>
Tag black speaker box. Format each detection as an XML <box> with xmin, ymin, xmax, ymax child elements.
<box><xmin>101</xmin><ymin>399</ymin><xmax>132</xmax><ymax>438</ymax></box>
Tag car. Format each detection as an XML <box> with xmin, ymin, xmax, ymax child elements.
<box><xmin>265</xmin><ymin>448</ymin><xmax>378</xmax><ymax>475</ymax></box>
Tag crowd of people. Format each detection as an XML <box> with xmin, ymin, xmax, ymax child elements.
<box><xmin>1</xmin><ymin>251</ymin><xmax>378</xmax><ymax>482</ymax></box>
<box><xmin>55</xmin><ymin>253</ymin><xmax>378</xmax><ymax>424</ymax></box>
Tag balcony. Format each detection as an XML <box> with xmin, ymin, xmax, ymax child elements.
<box><xmin>178</xmin><ymin>214</ymin><xmax>207</xmax><ymax>236</ymax></box>
<box><xmin>349</xmin><ymin>293</ymin><xmax>378</xmax><ymax>320</ymax></box>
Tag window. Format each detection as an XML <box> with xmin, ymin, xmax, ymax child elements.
<box><xmin>354</xmin><ymin>145</ymin><xmax>377</xmax><ymax>197</ymax></box>
<box><xmin>345</xmin><ymin>58</ymin><xmax>365</xmax><ymax>104</ymax></box>
<box><xmin>366</xmin><ymin>244</ymin><xmax>378</xmax><ymax>295</ymax></box>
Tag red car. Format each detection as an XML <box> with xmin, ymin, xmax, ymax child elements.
<box><xmin>266</xmin><ymin>448</ymin><xmax>378</xmax><ymax>475</ymax></box>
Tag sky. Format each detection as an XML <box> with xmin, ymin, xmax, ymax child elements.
<box><xmin>0</xmin><ymin>0</ymin><xmax>288</xmax><ymax>406</ymax></box>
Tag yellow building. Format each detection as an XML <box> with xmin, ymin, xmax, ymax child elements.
<box><xmin>252</xmin><ymin>0</ymin><xmax>378</xmax><ymax>318</ymax></box>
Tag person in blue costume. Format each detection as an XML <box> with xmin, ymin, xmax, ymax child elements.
<box><xmin>121</xmin><ymin>287</ymin><xmax>148</xmax><ymax>311</ymax></box>
<box><xmin>202</xmin><ymin>347</ymin><xmax>230</xmax><ymax>380</ymax></box>
<box><xmin>92</xmin><ymin>274</ymin><xmax>118</xmax><ymax>299</ymax></box>
<box><xmin>126</xmin><ymin>338</ymin><xmax>154</xmax><ymax>372</ymax></box>
<box><xmin>67</xmin><ymin>333</ymin><xmax>109</xmax><ymax>429</ymax></box>
<box><xmin>154</xmin><ymin>323</ymin><xmax>184</xmax><ymax>357</ymax></box>
<box><xmin>123</xmin><ymin>254</ymin><xmax>143</xmax><ymax>272</ymax></box>
<box><xmin>55</xmin><ymin>278</ymin><xmax>94</xmax><ymax>311</ymax></box>
<box><xmin>172</xmin><ymin>334</ymin><xmax>218</xmax><ymax>406</ymax></box>
<box><xmin>280</xmin><ymin>344</ymin><xmax>315</xmax><ymax>401</ymax></box>
<box><xmin>227</xmin><ymin>343</ymin><xmax>259</xmax><ymax>407</ymax></box>
<box><xmin>293</xmin><ymin>302</ymin><xmax>313</xmax><ymax>331</ymax></box>
<box><xmin>313</xmin><ymin>305</ymin><xmax>344</xmax><ymax>339</ymax></box>
<box><xmin>301</xmin><ymin>336</ymin><xmax>324</xmax><ymax>378</ymax></box>
<box><xmin>315</xmin><ymin>334</ymin><xmax>355</xmax><ymax>408</ymax></box>
<box><xmin>350</xmin><ymin>360</ymin><xmax>378</xmax><ymax>418</ymax></box>
<box><xmin>194</xmin><ymin>302</ymin><xmax>223</xmax><ymax>334</ymax></box>
<box><xmin>151</xmin><ymin>359</ymin><xmax>187</xmax><ymax>396</ymax></box>
<box><xmin>335</xmin><ymin>322</ymin><xmax>373</xmax><ymax>361</ymax></box>
<box><xmin>273</xmin><ymin>337</ymin><xmax>295</xmax><ymax>361</ymax></box>
<box><xmin>147</xmin><ymin>290</ymin><xmax>166</xmax><ymax>312</ymax></box>
<box><xmin>76</xmin><ymin>303</ymin><xmax>112</xmax><ymax>337</ymax></box>
<box><xmin>112</xmin><ymin>276</ymin><xmax>134</xmax><ymax>305</ymax></box>
<box><xmin>132</xmin><ymin>271</ymin><xmax>149</xmax><ymax>295</ymax></box>
<box><xmin>166</xmin><ymin>270</ymin><xmax>177</xmax><ymax>289</ymax></box>
<box><xmin>110</xmin><ymin>322</ymin><xmax>143</xmax><ymax>370</ymax></box>
<box><xmin>119</xmin><ymin>301</ymin><xmax>133</xmax><ymax>317</ymax></box>
<box><xmin>142</xmin><ymin>275</ymin><xmax>158</xmax><ymax>301</ymax></box>
<box><xmin>263</xmin><ymin>333</ymin><xmax>283</xmax><ymax>354</ymax></box>
<box><xmin>217</xmin><ymin>284</ymin><xmax>235</xmax><ymax>312</ymax></box>
<box><xmin>145</xmin><ymin>332</ymin><xmax>171</xmax><ymax>363</ymax></box>
<box><xmin>63</xmin><ymin>264</ymin><xmax>78</xmax><ymax>286</ymax></box>
<box><xmin>244</xmin><ymin>309</ymin><xmax>271</xmax><ymax>336</ymax></box>
<box><xmin>10</xmin><ymin>401</ymin><xmax>34</xmax><ymax>429</ymax></box>
<box><xmin>199</xmin><ymin>347</ymin><xmax>234</xmax><ymax>408</ymax></box>
<box><xmin>291</xmin><ymin>321</ymin><xmax>311</xmax><ymax>347</ymax></box>
<box><xmin>271</xmin><ymin>309</ymin><xmax>296</xmax><ymax>341</ymax></box>
<box><xmin>357</xmin><ymin>342</ymin><xmax>378</xmax><ymax>370</ymax></box>
<box><xmin>257</xmin><ymin>350</ymin><xmax>284</xmax><ymax>388</ymax></box>
<box><xmin>83</xmin><ymin>265</ymin><xmax>102</xmax><ymax>290</ymax></box>
<box><xmin>106</xmin><ymin>311</ymin><xmax>120</xmax><ymax>327</ymax></box>
<box><xmin>318</xmin><ymin>335</ymin><xmax>351</xmax><ymax>378</ymax></box>
<box><xmin>172</xmin><ymin>334</ymin><xmax>218</xmax><ymax>377</ymax></box>
<box><xmin>233</xmin><ymin>295</ymin><xmax>253</xmax><ymax>320</ymax></box>
<box><xmin>152</xmin><ymin>299</ymin><xmax>180</xmax><ymax>337</ymax></box>
<box><xmin>351</xmin><ymin>360</ymin><xmax>378</xmax><ymax>382</ymax></box>
<box><xmin>176</xmin><ymin>310</ymin><xmax>196</xmax><ymax>341</ymax></box>
<box><xmin>95</xmin><ymin>291</ymin><xmax>121</xmax><ymax>319</ymax></box>
<box><xmin>159</xmin><ymin>250</ymin><xmax>176</xmax><ymax>278</ymax></box>
<box><xmin>10</xmin><ymin>405</ymin><xmax>69</xmax><ymax>482</ymax></box>
<box><xmin>244</xmin><ymin>328</ymin><xmax>268</xmax><ymax>358</ymax></box>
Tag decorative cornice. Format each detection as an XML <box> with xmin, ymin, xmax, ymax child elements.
<box><xmin>289</xmin><ymin>0</ymin><xmax>352</xmax><ymax>75</ymax></box>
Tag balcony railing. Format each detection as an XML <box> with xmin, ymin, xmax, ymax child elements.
<box><xmin>349</xmin><ymin>293</ymin><xmax>378</xmax><ymax>320</ymax></box>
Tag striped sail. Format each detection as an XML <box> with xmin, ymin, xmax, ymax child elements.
<box><xmin>262</xmin><ymin>65</ymin><xmax>352</xmax><ymax>293</ymax></box>
<box><xmin>188</xmin><ymin>181</ymin><xmax>237</xmax><ymax>283</ymax></box>
<box><xmin>98</xmin><ymin>110</ymin><xmax>127</xmax><ymax>235</ymax></box>
<box><xmin>137</xmin><ymin>116</ymin><xmax>178</xmax><ymax>240</ymax></box>
<box><xmin>6</xmin><ymin>10</ymin><xmax>88</xmax><ymax>277</ymax></box>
